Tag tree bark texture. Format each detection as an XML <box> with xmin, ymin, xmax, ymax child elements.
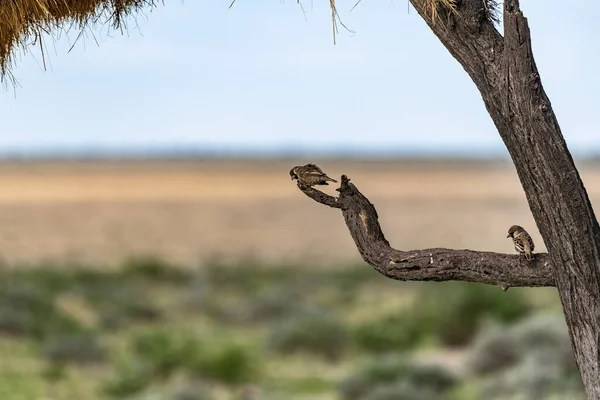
<box><xmin>315</xmin><ymin>0</ymin><xmax>600</xmax><ymax>396</ymax></box>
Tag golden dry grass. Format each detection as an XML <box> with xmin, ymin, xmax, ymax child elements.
<box><xmin>0</xmin><ymin>159</ymin><xmax>598</xmax><ymax>265</ymax></box>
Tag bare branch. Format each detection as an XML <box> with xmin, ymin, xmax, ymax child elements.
<box><xmin>297</xmin><ymin>175</ymin><xmax>554</xmax><ymax>289</ymax></box>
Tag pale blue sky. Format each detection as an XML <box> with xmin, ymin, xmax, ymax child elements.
<box><xmin>0</xmin><ymin>1</ymin><xmax>598</xmax><ymax>157</ymax></box>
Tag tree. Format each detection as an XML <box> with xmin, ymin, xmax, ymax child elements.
<box><xmin>1</xmin><ymin>0</ymin><xmax>599</xmax><ymax>397</ymax></box>
<box><xmin>295</xmin><ymin>1</ymin><xmax>600</xmax><ymax>397</ymax></box>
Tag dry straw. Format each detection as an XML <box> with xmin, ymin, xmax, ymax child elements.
<box><xmin>0</xmin><ymin>0</ymin><xmax>498</xmax><ymax>84</ymax></box>
<box><xmin>0</xmin><ymin>0</ymin><xmax>160</xmax><ymax>83</ymax></box>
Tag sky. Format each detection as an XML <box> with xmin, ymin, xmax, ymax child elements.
<box><xmin>0</xmin><ymin>0</ymin><xmax>598</xmax><ymax>158</ymax></box>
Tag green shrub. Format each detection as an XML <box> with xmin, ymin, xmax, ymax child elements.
<box><xmin>203</xmin><ymin>261</ymin><xmax>313</xmax><ymax>297</ymax></box>
<box><xmin>364</xmin><ymin>382</ymin><xmax>446</xmax><ymax>400</ymax></box>
<box><xmin>11</xmin><ymin>267</ymin><xmax>75</xmax><ymax>294</ymax></box>
<box><xmin>354</xmin><ymin>282</ymin><xmax>530</xmax><ymax>353</ymax></box>
<box><xmin>189</xmin><ymin>343</ymin><xmax>260</xmax><ymax>386</ymax></box>
<box><xmin>353</xmin><ymin>312</ymin><xmax>426</xmax><ymax>353</ymax></box>
<box><xmin>339</xmin><ymin>358</ymin><xmax>411</xmax><ymax>400</ymax></box>
<box><xmin>178</xmin><ymin>274</ymin><xmax>211</xmax><ymax>314</ymax></box>
<box><xmin>0</xmin><ymin>283</ymin><xmax>83</xmax><ymax>340</ymax></box>
<box><xmin>339</xmin><ymin>356</ymin><xmax>457</xmax><ymax>400</ymax></box>
<box><xmin>119</xmin><ymin>256</ymin><xmax>189</xmax><ymax>283</ymax></box>
<box><xmin>236</xmin><ymin>288</ymin><xmax>302</xmax><ymax>324</ymax></box>
<box><xmin>131</xmin><ymin>329</ymin><xmax>200</xmax><ymax>379</ymax></box>
<box><xmin>129</xmin><ymin>329</ymin><xmax>259</xmax><ymax>386</ymax></box>
<box><xmin>203</xmin><ymin>261</ymin><xmax>271</xmax><ymax>294</ymax></box>
<box><xmin>41</xmin><ymin>363</ymin><xmax>68</xmax><ymax>382</ymax></box>
<box><xmin>90</xmin><ymin>284</ymin><xmax>163</xmax><ymax>330</ymax></box>
<box><xmin>477</xmin><ymin>351</ymin><xmax>581</xmax><ymax>400</ymax></box>
<box><xmin>468</xmin><ymin>315</ymin><xmax>583</xmax><ymax>400</ymax></box>
<box><xmin>102</xmin><ymin>297</ymin><xmax>162</xmax><ymax>326</ymax></box>
<box><xmin>269</xmin><ymin>308</ymin><xmax>348</xmax><ymax>361</ymax></box>
<box><xmin>416</xmin><ymin>282</ymin><xmax>530</xmax><ymax>346</ymax></box>
<box><xmin>104</xmin><ymin>360</ymin><xmax>154</xmax><ymax>398</ymax></box>
<box><xmin>510</xmin><ymin>314</ymin><xmax>574</xmax><ymax>367</ymax></box>
<box><xmin>42</xmin><ymin>332</ymin><xmax>107</xmax><ymax>365</ymax></box>
<box><xmin>467</xmin><ymin>322</ymin><xmax>521</xmax><ymax>375</ymax></box>
<box><xmin>468</xmin><ymin>314</ymin><xmax>576</xmax><ymax>378</ymax></box>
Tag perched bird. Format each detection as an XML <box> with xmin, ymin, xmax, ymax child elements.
<box><xmin>289</xmin><ymin>163</ymin><xmax>337</xmax><ymax>186</ymax></box>
<box><xmin>507</xmin><ymin>225</ymin><xmax>535</xmax><ymax>261</ymax></box>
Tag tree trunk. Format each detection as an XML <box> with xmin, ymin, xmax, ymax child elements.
<box><xmin>406</xmin><ymin>0</ymin><xmax>600</xmax><ymax>396</ymax></box>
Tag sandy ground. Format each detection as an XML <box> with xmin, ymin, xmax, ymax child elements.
<box><xmin>0</xmin><ymin>159</ymin><xmax>598</xmax><ymax>265</ymax></box>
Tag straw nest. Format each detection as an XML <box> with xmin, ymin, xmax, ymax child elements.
<box><xmin>0</xmin><ymin>0</ymin><xmax>499</xmax><ymax>83</ymax></box>
<box><xmin>0</xmin><ymin>0</ymin><xmax>160</xmax><ymax>83</ymax></box>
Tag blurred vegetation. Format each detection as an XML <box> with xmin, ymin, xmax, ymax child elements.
<box><xmin>268</xmin><ymin>307</ymin><xmax>349</xmax><ymax>361</ymax></box>
<box><xmin>0</xmin><ymin>256</ymin><xmax>579</xmax><ymax>399</ymax></box>
<box><xmin>339</xmin><ymin>356</ymin><xmax>458</xmax><ymax>400</ymax></box>
<box><xmin>354</xmin><ymin>281</ymin><xmax>531</xmax><ymax>352</ymax></box>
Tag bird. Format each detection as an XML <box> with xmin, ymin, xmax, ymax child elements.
<box><xmin>289</xmin><ymin>163</ymin><xmax>337</xmax><ymax>186</ymax></box>
<box><xmin>507</xmin><ymin>225</ymin><xmax>535</xmax><ymax>261</ymax></box>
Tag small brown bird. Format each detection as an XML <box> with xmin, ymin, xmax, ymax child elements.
<box><xmin>289</xmin><ymin>163</ymin><xmax>337</xmax><ymax>186</ymax></box>
<box><xmin>507</xmin><ymin>225</ymin><xmax>535</xmax><ymax>261</ymax></box>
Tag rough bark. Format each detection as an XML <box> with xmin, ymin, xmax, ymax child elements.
<box><xmin>303</xmin><ymin>0</ymin><xmax>600</xmax><ymax>396</ymax></box>
<box><xmin>297</xmin><ymin>176</ymin><xmax>554</xmax><ymax>289</ymax></box>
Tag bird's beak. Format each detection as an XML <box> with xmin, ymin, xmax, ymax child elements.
<box><xmin>506</xmin><ymin>234</ymin><xmax>511</xmax><ymax>238</ymax></box>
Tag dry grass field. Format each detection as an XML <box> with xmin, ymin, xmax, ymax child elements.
<box><xmin>0</xmin><ymin>158</ymin><xmax>598</xmax><ymax>265</ymax></box>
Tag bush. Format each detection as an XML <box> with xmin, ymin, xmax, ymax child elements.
<box><xmin>510</xmin><ymin>314</ymin><xmax>575</xmax><ymax>368</ymax></box>
<box><xmin>199</xmin><ymin>288</ymin><xmax>302</xmax><ymax>325</ymax></box>
<box><xmin>467</xmin><ymin>322</ymin><xmax>521</xmax><ymax>375</ymax></box>
<box><xmin>42</xmin><ymin>332</ymin><xmax>107</xmax><ymax>365</ymax></box>
<box><xmin>119</xmin><ymin>256</ymin><xmax>189</xmax><ymax>283</ymax></box>
<box><xmin>128</xmin><ymin>329</ymin><xmax>260</xmax><ymax>387</ymax></box>
<box><xmin>178</xmin><ymin>274</ymin><xmax>211</xmax><ymax>314</ymax></box>
<box><xmin>243</xmin><ymin>289</ymin><xmax>301</xmax><ymax>323</ymax></box>
<box><xmin>467</xmin><ymin>315</ymin><xmax>583</xmax><ymax>400</ymax></box>
<box><xmin>416</xmin><ymin>282</ymin><xmax>530</xmax><ymax>346</ymax></box>
<box><xmin>189</xmin><ymin>343</ymin><xmax>260</xmax><ymax>385</ymax></box>
<box><xmin>0</xmin><ymin>283</ymin><xmax>83</xmax><ymax>340</ymax></box>
<box><xmin>364</xmin><ymin>382</ymin><xmax>446</xmax><ymax>400</ymax></box>
<box><xmin>91</xmin><ymin>285</ymin><xmax>163</xmax><ymax>330</ymax></box>
<box><xmin>354</xmin><ymin>282</ymin><xmax>530</xmax><ymax>353</ymax></box>
<box><xmin>339</xmin><ymin>356</ymin><xmax>457</xmax><ymax>400</ymax></box>
<box><xmin>131</xmin><ymin>329</ymin><xmax>200</xmax><ymax>379</ymax></box>
<box><xmin>353</xmin><ymin>312</ymin><xmax>426</xmax><ymax>353</ymax></box>
<box><xmin>468</xmin><ymin>314</ymin><xmax>576</xmax><ymax>377</ymax></box>
<box><xmin>269</xmin><ymin>308</ymin><xmax>349</xmax><ymax>361</ymax></box>
<box><xmin>104</xmin><ymin>360</ymin><xmax>155</xmax><ymax>398</ymax></box>
<box><xmin>477</xmin><ymin>352</ymin><xmax>572</xmax><ymax>399</ymax></box>
<box><xmin>11</xmin><ymin>267</ymin><xmax>76</xmax><ymax>294</ymax></box>
<box><xmin>203</xmin><ymin>261</ymin><xmax>277</xmax><ymax>295</ymax></box>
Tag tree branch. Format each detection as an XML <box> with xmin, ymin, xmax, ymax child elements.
<box><xmin>297</xmin><ymin>175</ymin><xmax>554</xmax><ymax>289</ymax></box>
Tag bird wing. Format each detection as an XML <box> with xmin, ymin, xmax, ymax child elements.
<box><xmin>304</xmin><ymin>163</ymin><xmax>325</xmax><ymax>174</ymax></box>
<box><xmin>517</xmin><ymin>233</ymin><xmax>532</xmax><ymax>254</ymax></box>
<box><xmin>526</xmin><ymin>235</ymin><xmax>535</xmax><ymax>252</ymax></box>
